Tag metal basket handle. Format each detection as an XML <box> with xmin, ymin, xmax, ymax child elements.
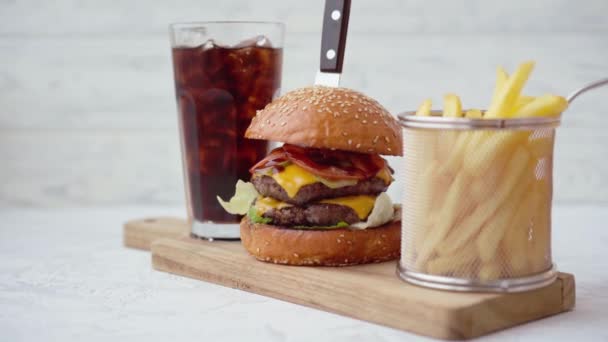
<box><xmin>567</xmin><ymin>78</ymin><xmax>608</xmax><ymax>104</ymax></box>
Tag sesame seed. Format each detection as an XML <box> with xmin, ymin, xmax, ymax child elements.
<box><xmin>356</xmin><ymin>143</ymin><xmax>361</xmax><ymax>148</ymax></box>
<box><xmin>384</xmin><ymin>136</ymin><xmax>390</xmax><ymax>143</ymax></box>
<box><xmin>355</xmin><ymin>114</ymin><xmax>359</xmax><ymax>119</ymax></box>
<box><xmin>373</xmin><ymin>120</ymin><xmax>378</xmax><ymax>124</ymax></box>
<box><xmin>368</xmin><ymin>148</ymin><xmax>374</xmax><ymax>152</ymax></box>
<box><xmin>362</xmin><ymin>120</ymin><xmax>367</xmax><ymax>124</ymax></box>
<box><xmin>302</xmin><ymin>106</ymin><xmax>307</xmax><ymax>110</ymax></box>
<box><xmin>337</xmin><ymin>239</ymin><xmax>342</xmax><ymax>243</ymax></box>
<box><xmin>293</xmin><ymin>253</ymin><xmax>299</xmax><ymax>258</ymax></box>
<box><xmin>387</xmin><ymin>147</ymin><xmax>392</xmax><ymax>152</ymax></box>
<box><xmin>280</xmin><ymin>121</ymin><xmax>287</xmax><ymax>126</ymax></box>
<box><xmin>342</xmin><ymin>132</ymin><xmax>348</xmax><ymax>136</ymax></box>
<box><xmin>339</xmin><ymin>234</ymin><xmax>345</xmax><ymax>237</ymax></box>
<box><xmin>256</xmin><ymin>248</ymin><xmax>260</xmax><ymax>253</ymax></box>
<box><xmin>348</xmin><ymin>139</ymin><xmax>352</xmax><ymax>145</ymax></box>
<box><xmin>373</xmin><ymin>136</ymin><xmax>379</xmax><ymax>144</ymax></box>
<box><xmin>346</xmin><ymin>240</ymin><xmax>353</xmax><ymax>245</ymax></box>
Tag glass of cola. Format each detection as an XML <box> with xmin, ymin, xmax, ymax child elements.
<box><xmin>169</xmin><ymin>22</ymin><xmax>284</xmax><ymax>239</ymax></box>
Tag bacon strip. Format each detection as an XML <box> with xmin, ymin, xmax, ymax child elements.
<box><xmin>250</xmin><ymin>144</ymin><xmax>388</xmax><ymax>180</ymax></box>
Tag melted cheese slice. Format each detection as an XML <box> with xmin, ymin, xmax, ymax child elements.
<box><xmin>254</xmin><ymin>196</ymin><xmax>292</xmax><ymax>214</ymax></box>
<box><xmin>269</xmin><ymin>163</ymin><xmax>392</xmax><ymax>198</ymax></box>
<box><xmin>271</xmin><ymin>164</ymin><xmax>318</xmax><ymax>198</ymax></box>
<box><xmin>320</xmin><ymin>195</ymin><xmax>376</xmax><ymax>219</ymax></box>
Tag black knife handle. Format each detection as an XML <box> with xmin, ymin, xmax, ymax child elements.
<box><xmin>319</xmin><ymin>0</ymin><xmax>351</xmax><ymax>73</ymax></box>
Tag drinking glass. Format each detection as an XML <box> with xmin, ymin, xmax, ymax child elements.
<box><xmin>169</xmin><ymin>21</ymin><xmax>284</xmax><ymax>239</ymax></box>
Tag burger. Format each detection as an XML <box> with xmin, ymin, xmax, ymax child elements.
<box><xmin>218</xmin><ymin>86</ymin><xmax>403</xmax><ymax>266</ymax></box>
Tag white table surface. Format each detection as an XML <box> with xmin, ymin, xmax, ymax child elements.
<box><xmin>1</xmin><ymin>205</ymin><xmax>607</xmax><ymax>341</ymax></box>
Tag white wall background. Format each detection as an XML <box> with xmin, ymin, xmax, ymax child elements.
<box><xmin>1</xmin><ymin>0</ymin><xmax>607</xmax><ymax>207</ymax></box>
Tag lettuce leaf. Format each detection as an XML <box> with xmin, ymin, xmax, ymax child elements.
<box><xmin>248</xmin><ymin>206</ymin><xmax>272</xmax><ymax>224</ymax></box>
<box><xmin>216</xmin><ymin>180</ymin><xmax>259</xmax><ymax>215</ymax></box>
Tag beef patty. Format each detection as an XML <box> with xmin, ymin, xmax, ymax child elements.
<box><xmin>260</xmin><ymin>202</ymin><xmax>361</xmax><ymax>227</ymax></box>
<box><xmin>252</xmin><ymin>175</ymin><xmax>388</xmax><ymax>205</ymax></box>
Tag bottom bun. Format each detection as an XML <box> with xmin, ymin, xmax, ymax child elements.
<box><xmin>240</xmin><ymin>218</ymin><xmax>401</xmax><ymax>266</ymax></box>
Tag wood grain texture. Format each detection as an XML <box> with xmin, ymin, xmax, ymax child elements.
<box><xmin>150</xmin><ymin>237</ymin><xmax>574</xmax><ymax>340</ymax></box>
<box><xmin>124</xmin><ymin>217</ymin><xmax>189</xmax><ymax>250</ymax></box>
<box><xmin>123</xmin><ymin>216</ymin><xmax>575</xmax><ymax>340</ymax></box>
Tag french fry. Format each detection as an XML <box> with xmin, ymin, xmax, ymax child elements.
<box><xmin>436</xmin><ymin>94</ymin><xmax>464</xmax><ymax>166</ymax></box>
<box><xmin>465</xmin><ymin>109</ymin><xmax>483</xmax><ymax>119</ymax></box>
<box><xmin>447</xmin><ymin>63</ymin><xmax>530</xmax><ymax>178</ymax></box>
<box><xmin>513</xmin><ymin>95</ymin><xmax>535</xmax><ymax>113</ymax></box>
<box><xmin>416</xmin><ymin>99</ymin><xmax>433</xmax><ymax>116</ymax></box>
<box><xmin>415</xmin><ymin>172</ymin><xmax>471</xmax><ymax>267</ymax></box>
<box><xmin>461</xmin><ymin>62</ymin><xmax>537</xmax><ymax>174</ymax></box>
<box><xmin>405</xmin><ymin>60</ymin><xmax>561</xmax><ymax>282</ymax></box>
<box><xmin>437</xmin><ymin>131</ymin><xmax>469</xmax><ymax>175</ymax></box>
<box><xmin>514</xmin><ymin>94</ymin><xmax>568</xmax><ymax>118</ymax></box>
<box><xmin>479</xmin><ymin>261</ymin><xmax>502</xmax><ymax>281</ymax></box>
<box><xmin>463</xmin><ymin>95</ymin><xmax>564</xmax><ymax>175</ymax></box>
<box><xmin>476</xmin><ymin>176</ymin><xmax>532</xmax><ymax>262</ymax></box>
<box><xmin>412</xmin><ymin>160</ymin><xmax>440</xmax><ymax>255</ymax></box>
<box><xmin>436</xmin><ymin>147</ymin><xmax>531</xmax><ymax>256</ymax></box>
<box><xmin>469</xmin><ymin>153</ymin><xmax>507</xmax><ymax>204</ymax></box>
<box><xmin>528</xmin><ymin>179</ymin><xmax>552</xmax><ymax>272</ymax></box>
<box><xmin>415</xmin><ymin>219</ymin><xmax>432</xmax><ymax>256</ymax></box>
<box><xmin>463</xmin><ymin>130</ymin><xmax>530</xmax><ymax>175</ymax></box>
<box><xmin>426</xmin><ymin>247</ymin><xmax>477</xmax><ymax>276</ymax></box>
<box><xmin>485</xmin><ymin>61</ymin><xmax>535</xmax><ymax>119</ymax></box>
<box><xmin>501</xmin><ymin>182</ymin><xmax>543</xmax><ymax>277</ymax></box>
<box><xmin>528</xmin><ymin>128</ymin><xmax>555</xmax><ymax>158</ymax></box>
<box><xmin>490</xmin><ymin>66</ymin><xmax>509</xmax><ymax>107</ymax></box>
<box><xmin>443</xmin><ymin>94</ymin><xmax>463</xmax><ymax>117</ymax></box>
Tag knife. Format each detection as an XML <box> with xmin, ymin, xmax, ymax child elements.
<box><xmin>315</xmin><ymin>0</ymin><xmax>351</xmax><ymax>87</ymax></box>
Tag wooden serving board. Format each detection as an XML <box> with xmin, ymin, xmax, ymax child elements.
<box><xmin>124</xmin><ymin>217</ymin><xmax>575</xmax><ymax>340</ymax></box>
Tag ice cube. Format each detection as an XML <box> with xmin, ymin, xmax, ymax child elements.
<box><xmin>255</xmin><ymin>35</ymin><xmax>271</xmax><ymax>47</ymax></box>
<box><xmin>175</xmin><ymin>27</ymin><xmax>209</xmax><ymax>47</ymax></box>
<box><xmin>201</xmin><ymin>39</ymin><xmax>217</xmax><ymax>50</ymax></box>
<box><xmin>233</xmin><ymin>35</ymin><xmax>273</xmax><ymax>48</ymax></box>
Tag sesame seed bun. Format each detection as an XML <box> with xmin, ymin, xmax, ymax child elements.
<box><xmin>240</xmin><ymin>217</ymin><xmax>401</xmax><ymax>266</ymax></box>
<box><xmin>245</xmin><ymin>86</ymin><xmax>403</xmax><ymax>156</ymax></box>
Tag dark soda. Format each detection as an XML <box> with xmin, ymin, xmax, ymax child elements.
<box><xmin>172</xmin><ymin>40</ymin><xmax>282</xmax><ymax>223</ymax></box>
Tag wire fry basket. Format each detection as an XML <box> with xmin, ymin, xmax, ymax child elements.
<box><xmin>397</xmin><ymin>112</ymin><xmax>560</xmax><ymax>292</ymax></box>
